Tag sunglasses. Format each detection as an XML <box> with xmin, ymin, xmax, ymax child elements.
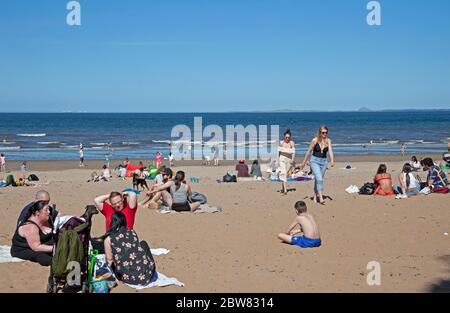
<box><xmin>321</xmin><ymin>131</ymin><xmax>328</xmax><ymax>134</ymax></box>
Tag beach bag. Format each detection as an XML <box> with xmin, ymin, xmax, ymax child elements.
<box><xmin>359</xmin><ymin>183</ymin><xmax>376</xmax><ymax>195</ymax></box>
<box><xmin>223</xmin><ymin>173</ymin><xmax>237</xmax><ymax>183</ymax></box>
<box><xmin>28</xmin><ymin>174</ymin><xmax>39</xmax><ymax>181</ymax></box>
<box><xmin>5</xmin><ymin>175</ymin><xmax>16</xmax><ymax>187</ymax></box>
<box><xmin>431</xmin><ymin>186</ymin><xmax>449</xmax><ymax>194</ymax></box>
<box><xmin>189</xmin><ymin>192</ymin><xmax>207</xmax><ymax>204</ymax></box>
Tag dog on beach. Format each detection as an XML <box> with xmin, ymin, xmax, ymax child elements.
<box><xmin>132</xmin><ymin>170</ymin><xmax>149</xmax><ymax>191</ymax></box>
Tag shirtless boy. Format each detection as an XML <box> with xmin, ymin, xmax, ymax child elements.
<box><xmin>278</xmin><ymin>201</ymin><xmax>321</xmax><ymax>248</ymax></box>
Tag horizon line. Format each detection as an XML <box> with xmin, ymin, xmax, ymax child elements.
<box><xmin>1</xmin><ymin>109</ymin><xmax>450</xmax><ymax>114</ymax></box>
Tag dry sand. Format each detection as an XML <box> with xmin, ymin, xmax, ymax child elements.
<box><xmin>0</xmin><ymin>156</ymin><xmax>449</xmax><ymax>293</ymax></box>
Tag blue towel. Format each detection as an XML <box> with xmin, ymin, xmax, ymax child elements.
<box><xmin>122</xmin><ymin>188</ymin><xmax>141</xmax><ymax>195</ymax></box>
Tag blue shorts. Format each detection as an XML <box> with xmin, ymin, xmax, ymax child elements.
<box><xmin>291</xmin><ymin>236</ymin><xmax>321</xmax><ymax>248</ymax></box>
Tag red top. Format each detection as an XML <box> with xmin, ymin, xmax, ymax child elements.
<box><xmin>101</xmin><ymin>200</ymin><xmax>137</xmax><ymax>231</ymax></box>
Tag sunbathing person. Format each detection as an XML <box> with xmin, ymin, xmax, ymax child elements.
<box><xmin>394</xmin><ymin>163</ymin><xmax>420</xmax><ymax>198</ymax></box>
<box><xmin>277</xmin><ymin>201</ymin><xmax>321</xmax><ymax>248</ymax></box>
<box><xmin>148</xmin><ymin>170</ymin><xmax>200</xmax><ymax>212</ymax></box>
<box><xmin>11</xmin><ymin>200</ymin><xmax>55</xmax><ymax>266</ymax></box>
<box><xmin>373</xmin><ymin>164</ymin><xmax>395</xmax><ymax>196</ymax></box>
<box><xmin>103</xmin><ymin>212</ymin><xmax>156</xmax><ymax>286</ymax></box>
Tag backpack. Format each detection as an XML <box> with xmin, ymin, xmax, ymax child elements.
<box><xmin>5</xmin><ymin>175</ymin><xmax>16</xmax><ymax>187</ymax></box>
<box><xmin>52</xmin><ymin>221</ymin><xmax>89</xmax><ymax>277</ymax></box>
<box><xmin>359</xmin><ymin>182</ymin><xmax>377</xmax><ymax>195</ymax></box>
<box><xmin>223</xmin><ymin>173</ymin><xmax>237</xmax><ymax>183</ymax></box>
<box><xmin>28</xmin><ymin>174</ymin><xmax>39</xmax><ymax>181</ymax></box>
<box><xmin>189</xmin><ymin>192</ymin><xmax>207</xmax><ymax>204</ymax></box>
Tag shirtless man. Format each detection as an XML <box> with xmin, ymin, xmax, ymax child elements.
<box><xmin>278</xmin><ymin>201</ymin><xmax>321</xmax><ymax>248</ymax></box>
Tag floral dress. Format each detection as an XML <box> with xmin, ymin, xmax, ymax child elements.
<box><xmin>110</xmin><ymin>228</ymin><xmax>155</xmax><ymax>286</ymax></box>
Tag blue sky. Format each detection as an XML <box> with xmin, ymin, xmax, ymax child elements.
<box><xmin>0</xmin><ymin>0</ymin><xmax>449</xmax><ymax>112</ymax></box>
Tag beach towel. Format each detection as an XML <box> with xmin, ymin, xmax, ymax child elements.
<box><xmin>93</xmin><ymin>248</ymin><xmax>183</xmax><ymax>290</ymax></box>
<box><xmin>122</xmin><ymin>188</ymin><xmax>141</xmax><ymax>195</ymax></box>
<box><xmin>157</xmin><ymin>204</ymin><xmax>223</xmax><ymax>214</ymax></box>
<box><xmin>270</xmin><ymin>176</ymin><xmax>313</xmax><ymax>182</ymax></box>
<box><xmin>0</xmin><ymin>245</ymin><xmax>25</xmax><ymax>263</ymax></box>
<box><xmin>237</xmin><ymin>177</ymin><xmax>264</xmax><ymax>182</ymax></box>
<box><xmin>126</xmin><ymin>272</ymin><xmax>184</xmax><ymax>289</ymax></box>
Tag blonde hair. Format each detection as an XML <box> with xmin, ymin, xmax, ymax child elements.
<box><xmin>315</xmin><ymin>125</ymin><xmax>329</xmax><ymax>148</ymax></box>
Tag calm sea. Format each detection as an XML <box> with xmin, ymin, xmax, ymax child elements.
<box><xmin>1</xmin><ymin>112</ymin><xmax>449</xmax><ymax>160</ymax></box>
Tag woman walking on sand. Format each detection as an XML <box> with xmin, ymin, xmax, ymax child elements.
<box><xmin>300</xmin><ymin>126</ymin><xmax>334</xmax><ymax>204</ymax></box>
<box><xmin>278</xmin><ymin>129</ymin><xmax>295</xmax><ymax>195</ymax></box>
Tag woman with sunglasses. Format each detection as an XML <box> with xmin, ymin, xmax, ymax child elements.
<box><xmin>278</xmin><ymin>129</ymin><xmax>296</xmax><ymax>195</ymax></box>
<box><xmin>300</xmin><ymin>126</ymin><xmax>334</xmax><ymax>204</ymax></box>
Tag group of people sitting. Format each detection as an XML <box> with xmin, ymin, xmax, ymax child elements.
<box><xmin>234</xmin><ymin>159</ymin><xmax>263</xmax><ymax>178</ymax></box>
<box><xmin>138</xmin><ymin>166</ymin><xmax>201</xmax><ymax>212</ymax></box>
<box><xmin>373</xmin><ymin>156</ymin><xmax>449</xmax><ymax>198</ymax></box>
<box><xmin>11</xmin><ymin>189</ymin><xmax>157</xmax><ymax>287</ymax></box>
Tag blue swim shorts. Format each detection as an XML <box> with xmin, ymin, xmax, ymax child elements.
<box><xmin>291</xmin><ymin>236</ymin><xmax>321</xmax><ymax>248</ymax></box>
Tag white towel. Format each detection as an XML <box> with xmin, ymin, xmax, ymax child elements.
<box><xmin>0</xmin><ymin>245</ymin><xmax>24</xmax><ymax>263</ymax></box>
<box><xmin>126</xmin><ymin>272</ymin><xmax>184</xmax><ymax>289</ymax></box>
<box><xmin>345</xmin><ymin>185</ymin><xmax>360</xmax><ymax>194</ymax></box>
<box><xmin>150</xmin><ymin>248</ymin><xmax>170</xmax><ymax>255</ymax></box>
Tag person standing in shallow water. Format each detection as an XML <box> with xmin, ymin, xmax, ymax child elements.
<box><xmin>300</xmin><ymin>126</ymin><xmax>334</xmax><ymax>204</ymax></box>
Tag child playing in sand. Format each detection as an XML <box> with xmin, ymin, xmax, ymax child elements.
<box><xmin>277</xmin><ymin>201</ymin><xmax>321</xmax><ymax>248</ymax></box>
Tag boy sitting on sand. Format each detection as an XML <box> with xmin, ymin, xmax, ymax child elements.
<box><xmin>278</xmin><ymin>201</ymin><xmax>321</xmax><ymax>248</ymax></box>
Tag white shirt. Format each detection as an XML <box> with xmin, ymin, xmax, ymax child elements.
<box><xmin>402</xmin><ymin>173</ymin><xmax>418</xmax><ymax>190</ymax></box>
<box><xmin>155</xmin><ymin>174</ymin><xmax>164</xmax><ymax>184</ymax></box>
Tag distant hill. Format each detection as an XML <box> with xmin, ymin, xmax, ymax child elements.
<box><xmin>357</xmin><ymin>107</ymin><xmax>372</xmax><ymax>112</ymax></box>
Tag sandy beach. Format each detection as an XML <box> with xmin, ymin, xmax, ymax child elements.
<box><xmin>0</xmin><ymin>155</ymin><xmax>449</xmax><ymax>293</ymax></box>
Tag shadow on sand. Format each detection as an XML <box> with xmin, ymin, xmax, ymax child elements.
<box><xmin>428</xmin><ymin>255</ymin><xmax>450</xmax><ymax>293</ymax></box>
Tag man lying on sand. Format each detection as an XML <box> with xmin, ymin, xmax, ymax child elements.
<box><xmin>278</xmin><ymin>201</ymin><xmax>321</xmax><ymax>248</ymax></box>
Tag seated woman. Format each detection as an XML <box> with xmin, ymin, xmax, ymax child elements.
<box><xmin>250</xmin><ymin>160</ymin><xmax>263</xmax><ymax>178</ymax></box>
<box><xmin>411</xmin><ymin>156</ymin><xmax>421</xmax><ymax>171</ymax></box>
<box><xmin>235</xmin><ymin>160</ymin><xmax>249</xmax><ymax>177</ymax></box>
<box><xmin>104</xmin><ymin>212</ymin><xmax>156</xmax><ymax>286</ymax></box>
<box><xmin>11</xmin><ymin>200</ymin><xmax>54</xmax><ymax>266</ymax></box>
<box><xmin>394</xmin><ymin>163</ymin><xmax>420</xmax><ymax>198</ymax></box>
<box><xmin>373</xmin><ymin>164</ymin><xmax>395</xmax><ymax>196</ymax></box>
<box><xmin>99</xmin><ymin>165</ymin><xmax>111</xmax><ymax>181</ymax></box>
<box><xmin>149</xmin><ymin>170</ymin><xmax>200</xmax><ymax>212</ymax></box>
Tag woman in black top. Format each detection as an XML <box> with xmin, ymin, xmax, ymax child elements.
<box><xmin>300</xmin><ymin>126</ymin><xmax>334</xmax><ymax>204</ymax></box>
<box><xmin>11</xmin><ymin>200</ymin><xmax>54</xmax><ymax>266</ymax></box>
